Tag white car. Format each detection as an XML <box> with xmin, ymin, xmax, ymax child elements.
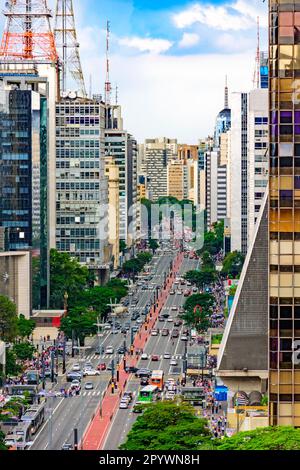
<box><xmin>71</xmin><ymin>380</ymin><xmax>80</xmax><ymax>388</ymax></box>
<box><xmin>170</xmin><ymin>359</ymin><xmax>178</xmax><ymax>366</ymax></box>
<box><xmin>105</xmin><ymin>346</ymin><xmax>114</xmax><ymax>354</ymax></box>
<box><xmin>104</xmin><ymin>324</ymin><xmax>112</xmax><ymax>331</ymax></box>
<box><xmin>119</xmin><ymin>401</ymin><xmax>128</xmax><ymax>409</ymax></box>
<box><xmin>83</xmin><ymin>369</ymin><xmax>100</xmax><ymax>377</ymax></box>
<box><xmin>177</xmin><ymin>291</ymin><xmax>183</xmax><ymax>295</ymax></box>
<box><xmin>84</xmin><ymin>382</ymin><xmax>94</xmax><ymax>390</ymax></box>
<box><xmin>136</xmin><ymin>318</ymin><xmax>143</xmax><ymax>324</ymax></box>
<box><xmin>167</xmin><ymin>318</ymin><xmax>173</xmax><ymax>323</ymax></box>
<box><xmin>141</xmin><ymin>353</ymin><xmax>148</xmax><ymax>360</ymax></box>
<box><xmin>171</xmin><ymin>306</ymin><xmax>178</xmax><ymax>311</ymax></box>
<box><xmin>170</xmin><ymin>290</ymin><xmax>175</xmax><ymax>295</ymax></box>
<box><xmin>181</xmin><ymin>335</ymin><xmax>188</xmax><ymax>342</ymax></box>
<box><xmin>163</xmin><ymin>353</ymin><xmax>171</xmax><ymax>359</ymax></box>
<box><xmin>72</xmin><ymin>364</ymin><xmax>81</xmax><ymax>372</ymax></box>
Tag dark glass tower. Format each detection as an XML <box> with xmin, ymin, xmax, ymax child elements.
<box><xmin>269</xmin><ymin>0</ymin><xmax>300</xmax><ymax>426</ymax></box>
<box><xmin>0</xmin><ymin>83</ymin><xmax>49</xmax><ymax>308</ymax></box>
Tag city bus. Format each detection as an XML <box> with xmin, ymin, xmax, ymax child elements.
<box><xmin>21</xmin><ymin>402</ymin><xmax>45</xmax><ymax>434</ymax></box>
<box><xmin>150</xmin><ymin>370</ymin><xmax>164</xmax><ymax>391</ymax></box>
<box><xmin>137</xmin><ymin>385</ymin><xmax>160</xmax><ymax>404</ymax></box>
<box><xmin>180</xmin><ymin>387</ymin><xmax>205</xmax><ymax>406</ymax></box>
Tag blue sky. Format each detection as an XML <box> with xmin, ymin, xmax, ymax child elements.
<box><xmin>0</xmin><ymin>0</ymin><xmax>268</xmax><ymax>141</ymax></box>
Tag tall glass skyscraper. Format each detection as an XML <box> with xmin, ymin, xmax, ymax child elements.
<box><xmin>0</xmin><ymin>75</ymin><xmax>49</xmax><ymax>308</ymax></box>
<box><xmin>269</xmin><ymin>0</ymin><xmax>300</xmax><ymax>426</ymax></box>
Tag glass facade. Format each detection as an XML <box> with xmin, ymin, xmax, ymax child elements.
<box><xmin>269</xmin><ymin>0</ymin><xmax>300</xmax><ymax>426</ymax></box>
<box><xmin>0</xmin><ymin>84</ymin><xmax>49</xmax><ymax>308</ymax></box>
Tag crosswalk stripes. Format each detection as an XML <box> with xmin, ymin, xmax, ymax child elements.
<box><xmin>81</xmin><ymin>391</ymin><xmax>102</xmax><ymax>397</ymax></box>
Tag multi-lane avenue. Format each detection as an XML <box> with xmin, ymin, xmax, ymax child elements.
<box><xmin>103</xmin><ymin>257</ymin><xmax>199</xmax><ymax>450</ymax></box>
<box><xmin>30</xmin><ymin>252</ymin><xmax>177</xmax><ymax>450</ymax></box>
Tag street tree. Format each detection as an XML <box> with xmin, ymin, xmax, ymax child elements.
<box><xmin>216</xmin><ymin>426</ymin><xmax>300</xmax><ymax>450</ymax></box>
<box><xmin>184</xmin><ymin>270</ymin><xmax>216</xmax><ymax>289</ymax></box>
<box><xmin>17</xmin><ymin>314</ymin><xmax>35</xmax><ymax>340</ymax></box>
<box><xmin>0</xmin><ymin>296</ymin><xmax>18</xmax><ymax>342</ymax></box>
<box><xmin>50</xmin><ymin>249</ymin><xmax>92</xmax><ymax>309</ymax></box>
<box><xmin>182</xmin><ymin>293</ymin><xmax>214</xmax><ymax>331</ymax></box>
<box><xmin>13</xmin><ymin>342</ymin><xmax>36</xmax><ymax>361</ymax></box>
<box><xmin>222</xmin><ymin>251</ymin><xmax>245</xmax><ymax>278</ymax></box>
<box><xmin>120</xmin><ymin>401</ymin><xmax>211</xmax><ymax>450</ymax></box>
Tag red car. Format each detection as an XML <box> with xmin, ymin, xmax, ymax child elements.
<box><xmin>152</xmin><ymin>355</ymin><xmax>160</xmax><ymax>361</ymax></box>
<box><xmin>97</xmin><ymin>363</ymin><xmax>106</xmax><ymax>371</ymax></box>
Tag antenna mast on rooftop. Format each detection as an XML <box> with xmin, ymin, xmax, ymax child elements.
<box><xmin>0</xmin><ymin>0</ymin><xmax>58</xmax><ymax>62</ymax></box>
<box><xmin>105</xmin><ymin>20</ymin><xmax>112</xmax><ymax>106</ymax></box>
<box><xmin>253</xmin><ymin>16</ymin><xmax>260</xmax><ymax>89</ymax></box>
<box><xmin>54</xmin><ymin>0</ymin><xmax>87</xmax><ymax>97</ymax></box>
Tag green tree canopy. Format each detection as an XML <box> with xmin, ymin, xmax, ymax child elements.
<box><xmin>119</xmin><ymin>240</ymin><xmax>127</xmax><ymax>253</ymax></box>
<box><xmin>4</xmin><ymin>350</ymin><xmax>22</xmax><ymax>378</ymax></box>
<box><xmin>0</xmin><ymin>430</ymin><xmax>7</xmax><ymax>450</ymax></box>
<box><xmin>50</xmin><ymin>249</ymin><xmax>92</xmax><ymax>309</ymax></box>
<box><xmin>0</xmin><ymin>296</ymin><xmax>18</xmax><ymax>342</ymax></box>
<box><xmin>149</xmin><ymin>239</ymin><xmax>159</xmax><ymax>253</ymax></box>
<box><xmin>184</xmin><ymin>270</ymin><xmax>216</xmax><ymax>288</ymax></box>
<box><xmin>197</xmin><ymin>221</ymin><xmax>224</xmax><ymax>256</ymax></box>
<box><xmin>17</xmin><ymin>314</ymin><xmax>35</xmax><ymax>340</ymax></box>
<box><xmin>182</xmin><ymin>293</ymin><xmax>214</xmax><ymax>331</ymax></box>
<box><xmin>13</xmin><ymin>342</ymin><xmax>36</xmax><ymax>361</ymax></box>
<box><xmin>216</xmin><ymin>426</ymin><xmax>300</xmax><ymax>450</ymax></box>
<box><xmin>120</xmin><ymin>401</ymin><xmax>211</xmax><ymax>451</ymax></box>
<box><xmin>200</xmin><ymin>251</ymin><xmax>215</xmax><ymax>270</ymax></box>
<box><xmin>60</xmin><ymin>309</ymin><xmax>98</xmax><ymax>346</ymax></box>
<box><xmin>222</xmin><ymin>251</ymin><xmax>245</xmax><ymax>278</ymax></box>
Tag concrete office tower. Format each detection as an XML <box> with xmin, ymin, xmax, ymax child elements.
<box><xmin>167</xmin><ymin>161</ymin><xmax>188</xmax><ymax>200</ymax></box>
<box><xmin>268</xmin><ymin>2</ymin><xmax>300</xmax><ymax>427</ymax></box>
<box><xmin>105</xmin><ymin>157</ymin><xmax>120</xmax><ymax>270</ymax></box>
<box><xmin>178</xmin><ymin>144</ymin><xmax>199</xmax><ymax>163</ymax></box>
<box><xmin>205</xmin><ymin>149</ymin><xmax>227</xmax><ymax>228</ymax></box>
<box><xmin>0</xmin><ymin>69</ymin><xmax>57</xmax><ymax>309</ymax></box>
<box><xmin>248</xmin><ymin>88</ymin><xmax>269</xmax><ymax>244</ymax></box>
<box><xmin>56</xmin><ymin>95</ymin><xmax>110</xmax><ymax>284</ymax></box>
<box><xmin>229</xmin><ymin>89</ymin><xmax>268</xmax><ymax>255</ymax></box>
<box><xmin>145</xmin><ymin>138</ymin><xmax>178</xmax><ymax>201</ymax></box>
<box><xmin>217</xmin><ymin>193</ymin><xmax>268</xmax><ymax>394</ymax></box>
<box><xmin>105</xmin><ymin>105</ymin><xmax>138</xmax><ymax>247</ymax></box>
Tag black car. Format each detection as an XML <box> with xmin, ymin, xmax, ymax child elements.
<box><xmin>117</xmin><ymin>346</ymin><xmax>127</xmax><ymax>354</ymax></box>
<box><xmin>125</xmin><ymin>366</ymin><xmax>139</xmax><ymax>374</ymax></box>
<box><xmin>121</xmin><ymin>328</ymin><xmax>128</xmax><ymax>334</ymax></box>
<box><xmin>61</xmin><ymin>444</ymin><xmax>73</xmax><ymax>450</ymax></box>
<box><xmin>163</xmin><ymin>313</ymin><xmax>170</xmax><ymax>319</ymax></box>
<box><xmin>132</xmin><ymin>326</ymin><xmax>139</xmax><ymax>333</ymax></box>
<box><xmin>140</xmin><ymin>377</ymin><xmax>149</xmax><ymax>386</ymax></box>
<box><xmin>135</xmin><ymin>369</ymin><xmax>152</xmax><ymax>378</ymax></box>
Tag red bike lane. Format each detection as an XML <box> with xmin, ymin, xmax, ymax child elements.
<box><xmin>81</xmin><ymin>251</ymin><xmax>184</xmax><ymax>450</ymax></box>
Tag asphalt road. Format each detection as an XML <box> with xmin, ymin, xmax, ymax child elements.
<box><xmin>30</xmin><ymin>253</ymin><xmax>175</xmax><ymax>451</ymax></box>
<box><xmin>102</xmin><ymin>257</ymin><xmax>199</xmax><ymax>450</ymax></box>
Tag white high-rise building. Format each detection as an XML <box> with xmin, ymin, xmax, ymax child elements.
<box><xmin>229</xmin><ymin>89</ymin><xmax>268</xmax><ymax>255</ymax></box>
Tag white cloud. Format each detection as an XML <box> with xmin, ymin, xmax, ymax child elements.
<box><xmin>118</xmin><ymin>36</ymin><xmax>173</xmax><ymax>54</ymax></box>
<box><xmin>173</xmin><ymin>0</ymin><xmax>267</xmax><ymax>31</ymax></box>
<box><xmin>178</xmin><ymin>32</ymin><xmax>200</xmax><ymax>48</ymax></box>
<box><xmin>81</xmin><ymin>50</ymin><xmax>254</xmax><ymax>143</ymax></box>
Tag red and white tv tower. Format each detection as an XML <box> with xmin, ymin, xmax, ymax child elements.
<box><xmin>0</xmin><ymin>0</ymin><xmax>58</xmax><ymax>62</ymax></box>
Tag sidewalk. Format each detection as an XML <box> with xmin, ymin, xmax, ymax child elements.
<box><xmin>82</xmin><ymin>251</ymin><xmax>184</xmax><ymax>450</ymax></box>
